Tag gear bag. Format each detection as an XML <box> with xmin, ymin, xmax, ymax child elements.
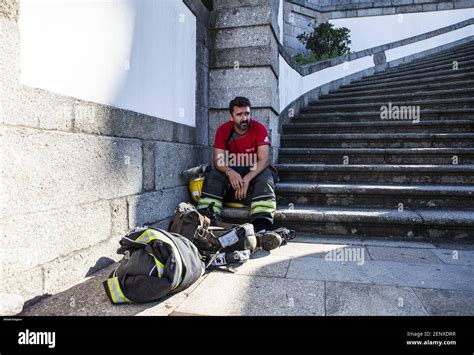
<box><xmin>169</xmin><ymin>202</ymin><xmax>257</xmax><ymax>266</ymax></box>
<box><xmin>169</xmin><ymin>201</ymin><xmax>213</xmax><ymax>247</ymax></box>
<box><xmin>103</xmin><ymin>227</ymin><xmax>205</xmax><ymax>304</ymax></box>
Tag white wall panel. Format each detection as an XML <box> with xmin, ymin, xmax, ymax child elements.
<box><xmin>19</xmin><ymin>0</ymin><xmax>196</xmax><ymax>126</ymax></box>
<box><xmin>330</xmin><ymin>8</ymin><xmax>474</xmax><ymax>52</ymax></box>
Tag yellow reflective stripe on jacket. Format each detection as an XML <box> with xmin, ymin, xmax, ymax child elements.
<box><xmin>136</xmin><ymin>229</ymin><xmax>159</xmax><ymax>243</ymax></box>
<box><xmin>148</xmin><ymin>253</ymin><xmax>164</xmax><ymax>277</ymax></box>
<box><xmin>133</xmin><ymin>229</ymin><xmax>182</xmax><ymax>290</ymax></box>
<box><xmin>153</xmin><ymin>231</ymin><xmax>183</xmax><ymax>290</ymax></box>
<box><xmin>107</xmin><ymin>277</ymin><xmax>131</xmax><ymax>304</ymax></box>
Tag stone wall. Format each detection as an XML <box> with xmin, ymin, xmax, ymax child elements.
<box><xmin>209</xmin><ymin>0</ymin><xmax>282</xmax><ymax>163</ymax></box>
<box><xmin>283</xmin><ymin>1</ymin><xmax>325</xmax><ymax>56</ymax></box>
<box><xmin>0</xmin><ymin>0</ymin><xmax>210</xmax><ymax>314</ymax></box>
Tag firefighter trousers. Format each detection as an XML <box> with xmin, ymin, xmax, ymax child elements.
<box><xmin>197</xmin><ymin>166</ymin><xmax>278</xmax><ymax>225</ymax></box>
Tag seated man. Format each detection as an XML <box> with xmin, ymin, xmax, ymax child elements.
<box><xmin>197</xmin><ymin>96</ymin><xmax>281</xmax><ymax>251</ymax></box>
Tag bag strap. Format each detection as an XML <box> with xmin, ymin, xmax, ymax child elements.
<box><xmin>225</xmin><ymin>126</ymin><xmax>235</xmax><ymax>149</ymax></box>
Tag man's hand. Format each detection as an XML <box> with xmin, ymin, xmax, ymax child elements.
<box><xmin>227</xmin><ymin>169</ymin><xmax>244</xmax><ymax>191</ymax></box>
<box><xmin>235</xmin><ymin>175</ymin><xmax>251</xmax><ymax>200</ymax></box>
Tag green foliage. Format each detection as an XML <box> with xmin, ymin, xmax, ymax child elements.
<box><xmin>296</xmin><ymin>22</ymin><xmax>351</xmax><ymax>64</ymax></box>
<box><xmin>294</xmin><ymin>53</ymin><xmax>318</xmax><ymax>65</ymax></box>
<box><xmin>294</xmin><ymin>51</ymin><xmax>341</xmax><ymax>65</ymax></box>
<box><xmin>202</xmin><ymin>0</ymin><xmax>213</xmax><ymax>11</ymax></box>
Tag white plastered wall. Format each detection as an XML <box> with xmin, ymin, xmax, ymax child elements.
<box><xmin>330</xmin><ymin>8</ymin><xmax>474</xmax><ymax>52</ymax></box>
<box><xmin>19</xmin><ymin>0</ymin><xmax>197</xmax><ymax>126</ymax></box>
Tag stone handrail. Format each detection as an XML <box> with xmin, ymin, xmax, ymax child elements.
<box><xmin>279</xmin><ymin>17</ymin><xmax>474</xmax><ymax>76</ymax></box>
<box><xmin>287</xmin><ymin>0</ymin><xmax>472</xmax><ymax>15</ymax></box>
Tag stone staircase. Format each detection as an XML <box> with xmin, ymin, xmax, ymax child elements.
<box><xmin>223</xmin><ymin>41</ymin><xmax>474</xmax><ymax>240</ymax></box>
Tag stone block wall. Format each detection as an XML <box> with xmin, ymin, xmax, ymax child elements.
<box><xmin>209</xmin><ymin>0</ymin><xmax>282</xmax><ymax>163</ymax></box>
<box><xmin>0</xmin><ymin>0</ymin><xmax>210</xmax><ymax>314</ymax></box>
<box><xmin>283</xmin><ymin>1</ymin><xmax>327</xmax><ymax>56</ymax></box>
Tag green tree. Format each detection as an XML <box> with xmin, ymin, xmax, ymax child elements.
<box><xmin>296</xmin><ymin>22</ymin><xmax>351</xmax><ymax>64</ymax></box>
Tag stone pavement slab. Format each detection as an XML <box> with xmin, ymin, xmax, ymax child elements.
<box><xmin>294</xmin><ymin>234</ymin><xmax>437</xmax><ymax>249</ymax></box>
<box><xmin>366</xmin><ymin>246</ymin><xmax>443</xmax><ymax>264</ymax></box>
<box><xmin>230</xmin><ymin>251</ymin><xmax>291</xmax><ymax>278</ymax></box>
<box><xmin>174</xmin><ymin>272</ymin><xmax>325</xmax><ymax>316</ymax></box>
<box><xmin>271</xmin><ymin>241</ymin><xmax>371</xmax><ymax>260</ymax></box>
<box><xmin>19</xmin><ymin>263</ymin><xmax>208</xmax><ymax>316</ymax></box>
<box><xmin>431</xmin><ymin>240</ymin><xmax>474</xmax><ymax>251</ymax></box>
<box><xmin>431</xmin><ymin>248</ymin><xmax>474</xmax><ymax>266</ymax></box>
<box><xmin>286</xmin><ymin>256</ymin><xmax>474</xmax><ymax>291</ymax></box>
<box><xmin>325</xmin><ymin>281</ymin><xmax>428</xmax><ymax>316</ymax></box>
<box><xmin>413</xmin><ymin>288</ymin><xmax>474</xmax><ymax>316</ymax></box>
<box><xmin>16</xmin><ymin>237</ymin><xmax>474</xmax><ymax>316</ymax></box>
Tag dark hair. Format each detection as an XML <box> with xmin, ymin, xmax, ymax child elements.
<box><xmin>229</xmin><ymin>96</ymin><xmax>251</xmax><ymax>114</ymax></box>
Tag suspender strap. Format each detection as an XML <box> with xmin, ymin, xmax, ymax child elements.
<box><xmin>225</xmin><ymin>126</ymin><xmax>235</xmax><ymax>149</ymax></box>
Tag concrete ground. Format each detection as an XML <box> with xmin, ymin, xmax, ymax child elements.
<box><xmin>19</xmin><ymin>235</ymin><xmax>474</xmax><ymax>316</ymax></box>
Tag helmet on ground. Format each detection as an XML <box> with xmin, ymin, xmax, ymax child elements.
<box><xmin>189</xmin><ymin>177</ymin><xmax>204</xmax><ymax>203</ymax></box>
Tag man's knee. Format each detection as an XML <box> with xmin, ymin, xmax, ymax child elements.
<box><xmin>252</xmin><ymin>168</ymin><xmax>275</xmax><ymax>189</ymax></box>
<box><xmin>198</xmin><ymin>169</ymin><xmax>227</xmax><ymax>214</ymax></box>
<box><xmin>249</xmin><ymin>168</ymin><xmax>276</xmax><ymax>220</ymax></box>
<box><xmin>201</xmin><ymin>168</ymin><xmax>228</xmax><ymax>193</ymax></box>
<box><xmin>205</xmin><ymin>168</ymin><xmax>226</xmax><ymax>182</ymax></box>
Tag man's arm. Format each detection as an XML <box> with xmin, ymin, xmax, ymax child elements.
<box><xmin>245</xmin><ymin>144</ymin><xmax>270</xmax><ymax>181</ymax></box>
<box><xmin>235</xmin><ymin>144</ymin><xmax>270</xmax><ymax>200</ymax></box>
<box><xmin>213</xmin><ymin>147</ymin><xmax>244</xmax><ymax>191</ymax></box>
<box><xmin>213</xmin><ymin>147</ymin><xmax>229</xmax><ymax>173</ymax></box>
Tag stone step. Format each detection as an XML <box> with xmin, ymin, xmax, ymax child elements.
<box><xmin>271</xmin><ymin>43</ymin><xmax>474</xmax><ymax>241</ymax></box>
<box><xmin>345</xmin><ymin>68</ymin><xmax>474</xmax><ymax>89</ymax></box>
<box><xmin>282</xmin><ymin>120</ymin><xmax>474</xmax><ymax>135</ymax></box>
<box><xmin>222</xmin><ymin>205</ymin><xmax>474</xmax><ymax>239</ymax></box>
<box><xmin>274</xmin><ymin>164</ymin><xmax>474</xmax><ymax>185</ymax></box>
<box><xmin>326</xmin><ymin>80</ymin><xmax>474</xmax><ymax>98</ymax></box>
<box><xmin>277</xmin><ymin>148</ymin><xmax>474</xmax><ymax>165</ymax></box>
<box><xmin>280</xmin><ymin>132</ymin><xmax>474</xmax><ymax>149</ymax></box>
<box><xmin>373</xmin><ymin>53</ymin><xmax>474</xmax><ymax>78</ymax></box>
<box><xmin>396</xmin><ymin>43</ymin><xmax>474</xmax><ymax>63</ymax></box>
<box><xmin>293</xmin><ymin>109</ymin><xmax>474</xmax><ymax>123</ymax></box>
<box><xmin>275</xmin><ymin>182</ymin><xmax>474</xmax><ymax>210</ymax></box>
<box><xmin>313</xmin><ymin>88</ymin><xmax>474</xmax><ymax>106</ymax></box>
<box><xmin>302</xmin><ymin>97</ymin><xmax>474</xmax><ymax>114</ymax></box>
<box><xmin>356</xmin><ymin>60</ymin><xmax>474</xmax><ymax>83</ymax></box>
<box><xmin>338</xmin><ymin>72</ymin><xmax>474</xmax><ymax>92</ymax></box>
<box><xmin>378</xmin><ymin>47</ymin><xmax>474</xmax><ymax>74</ymax></box>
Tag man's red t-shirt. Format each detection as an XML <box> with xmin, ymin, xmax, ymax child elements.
<box><xmin>214</xmin><ymin>120</ymin><xmax>270</xmax><ymax>155</ymax></box>
<box><xmin>214</xmin><ymin>120</ymin><xmax>277</xmax><ymax>174</ymax></box>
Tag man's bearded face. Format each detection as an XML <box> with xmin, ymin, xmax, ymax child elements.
<box><xmin>231</xmin><ymin>106</ymin><xmax>251</xmax><ymax>131</ymax></box>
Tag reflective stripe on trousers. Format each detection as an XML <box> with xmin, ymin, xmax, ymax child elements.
<box><xmin>198</xmin><ymin>167</ymin><xmax>278</xmax><ymax>222</ymax></box>
<box><xmin>197</xmin><ymin>194</ymin><xmax>223</xmax><ymax>215</ymax></box>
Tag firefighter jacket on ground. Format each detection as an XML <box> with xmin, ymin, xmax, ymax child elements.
<box><xmin>103</xmin><ymin>227</ymin><xmax>205</xmax><ymax>304</ymax></box>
